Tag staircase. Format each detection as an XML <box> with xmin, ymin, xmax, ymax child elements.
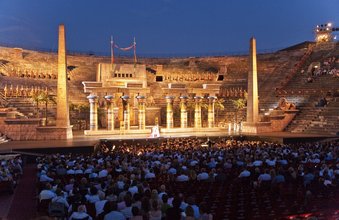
<box><xmin>302</xmin><ymin>98</ymin><xmax>339</xmax><ymax>135</ymax></box>
<box><xmin>285</xmin><ymin>96</ymin><xmax>323</xmax><ymax>133</ymax></box>
<box><xmin>5</xmin><ymin>97</ymin><xmax>56</xmax><ymax>120</ymax></box>
<box><xmin>279</xmin><ymin>43</ymin><xmax>339</xmax><ymax>135</ymax></box>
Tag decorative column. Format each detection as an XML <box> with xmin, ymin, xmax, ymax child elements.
<box><xmin>136</xmin><ymin>95</ymin><xmax>146</xmax><ymax>130</ymax></box>
<box><xmin>194</xmin><ymin>96</ymin><xmax>203</xmax><ymax>128</ymax></box>
<box><xmin>56</xmin><ymin>24</ymin><xmax>71</xmax><ymax>128</ymax></box>
<box><xmin>165</xmin><ymin>96</ymin><xmax>175</xmax><ymax>129</ymax></box>
<box><xmin>179</xmin><ymin>95</ymin><xmax>188</xmax><ymax>128</ymax></box>
<box><xmin>207</xmin><ymin>96</ymin><xmax>216</xmax><ymax>128</ymax></box>
<box><xmin>105</xmin><ymin>95</ymin><xmax>114</xmax><ymax>131</ymax></box>
<box><xmin>246</xmin><ymin>37</ymin><xmax>259</xmax><ymax>123</ymax></box>
<box><xmin>87</xmin><ymin>95</ymin><xmax>98</xmax><ymax>131</ymax></box>
<box><xmin>121</xmin><ymin>95</ymin><xmax>130</xmax><ymax>130</ymax></box>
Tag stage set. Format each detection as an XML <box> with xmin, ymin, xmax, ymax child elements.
<box><xmin>0</xmin><ymin>24</ymin><xmax>337</xmax><ymax>156</ymax></box>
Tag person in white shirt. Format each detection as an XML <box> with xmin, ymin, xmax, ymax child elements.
<box><xmin>252</xmin><ymin>160</ymin><xmax>263</xmax><ymax>167</ymax></box>
<box><xmin>84</xmin><ymin>165</ymin><xmax>93</xmax><ymax>174</ymax></box>
<box><xmin>39</xmin><ymin>183</ymin><xmax>56</xmax><ymax>201</ymax></box>
<box><xmin>265</xmin><ymin>158</ymin><xmax>276</xmax><ymax>166</ymax></box>
<box><xmin>86</xmin><ymin>187</ymin><xmax>100</xmax><ymax>203</ymax></box>
<box><xmin>74</xmin><ymin>167</ymin><xmax>83</xmax><ymax>175</ymax></box>
<box><xmin>158</xmin><ymin>185</ymin><xmax>167</xmax><ymax>200</ymax></box>
<box><xmin>104</xmin><ymin>202</ymin><xmax>126</xmax><ymax>220</ymax></box>
<box><xmin>258</xmin><ymin>170</ymin><xmax>272</xmax><ymax>183</ymax></box>
<box><xmin>197</xmin><ymin>169</ymin><xmax>209</xmax><ymax>181</ymax></box>
<box><xmin>95</xmin><ymin>193</ymin><xmax>108</xmax><ymax>217</ymax></box>
<box><xmin>120</xmin><ymin>196</ymin><xmax>133</xmax><ymax>219</ymax></box>
<box><xmin>39</xmin><ymin>170</ymin><xmax>54</xmax><ymax>182</ymax></box>
<box><xmin>128</xmin><ymin>181</ymin><xmax>138</xmax><ymax>196</ymax></box>
<box><xmin>176</xmin><ymin>173</ymin><xmax>189</xmax><ymax>182</ymax></box>
<box><xmin>89</xmin><ymin>172</ymin><xmax>98</xmax><ymax>179</ymax></box>
<box><xmin>238</xmin><ymin>168</ymin><xmax>251</xmax><ymax>178</ymax></box>
<box><xmin>51</xmin><ymin>188</ymin><xmax>69</xmax><ymax>208</ymax></box>
<box><xmin>168</xmin><ymin>167</ymin><xmax>177</xmax><ymax>175</ymax></box>
<box><xmin>186</xmin><ymin>197</ymin><xmax>200</xmax><ymax>219</ymax></box>
<box><xmin>66</xmin><ymin>168</ymin><xmax>75</xmax><ymax>175</ymax></box>
<box><xmin>145</xmin><ymin>170</ymin><xmax>156</xmax><ymax>179</ymax></box>
<box><xmin>98</xmin><ymin>168</ymin><xmax>108</xmax><ymax>178</ymax></box>
<box><xmin>64</xmin><ymin>179</ymin><xmax>75</xmax><ymax>193</ymax></box>
<box><xmin>69</xmin><ymin>205</ymin><xmax>93</xmax><ymax>220</ymax></box>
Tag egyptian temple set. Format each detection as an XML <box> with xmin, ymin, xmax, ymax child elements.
<box><xmin>0</xmin><ymin>24</ymin><xmax>338</xmax><ymax>140</ymax></box>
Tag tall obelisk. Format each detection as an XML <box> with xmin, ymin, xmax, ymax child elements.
<box><xmin>246</xmin><ymin>37</ymin><xmax>259</xmax><ymax>123</ymax></box>
<box><xmin>56</xmin><ymin>24</ymin><xmax>71</xmax><ymax>134</ymax></box>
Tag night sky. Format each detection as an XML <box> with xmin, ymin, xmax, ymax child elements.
<box><xmin>0</xmin><ymin>0</ymin><xmax>338</xmax><ymax>56</ymax></box>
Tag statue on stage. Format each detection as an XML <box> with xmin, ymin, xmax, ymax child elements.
<box><xmin>150</xmin><ymin>125</ymin><xmax>160</xmax><ymax>138</ymax></box>
<box><xmin>146</xmin><ymin>95</ymin><xmax>155</xmax><ymax>107</ymax></box>
<box><xmin>276</xmin><ymin>98</ymin><xmax>296</xmax><ymax>111</ymax></box>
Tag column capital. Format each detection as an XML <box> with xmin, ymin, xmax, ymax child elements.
<box><xmin>179</xmin><ymin>95</ymin><xmax>188</xmax><ymax>100</ymax></box>
<box><xmin>194</xmin><ymin>96</ymin><xmax>204</xmax><ymax>101</ymax></box>
<box><xmin>165</xmin><ymin>96</ymin><xmax>175</xmax><ymax>104</ymax></box>
<box><xmin>208</xmin><ymin>96</ymin><xmax>217</xmax><ymax>102</ymax></box>
<box><xmin>87</xmin><ymin>95</ymin><xmax>98</xmax><ymax>103</ymax></box>
<box><xmin>165</xmin><ymin>95</ymin><xmax>175</xmax><ymax>100</ymax></box>
<box><xmin>136</xmin><ymin>95</ymin><xmax>146</xmax><ymax>100</ymax></box>
<box><xmin>120</xmin><ymin>95</ymin><xmax>130</xmax><ymax>101</ymax></box>
<box><xmin>136</xmin><ymin>95</ymin><xmax>146</xmax><ymax>104</ymax></box>
<box><xmin>104</xmin><ymin>95</ymin><xmax>114</xmax><ymax>101</ymax></box>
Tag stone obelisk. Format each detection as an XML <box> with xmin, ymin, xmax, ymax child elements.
<box><xmin>56</xmin><ymin>24</ymin><xmax>72</xmax><ymax>138</ymax></box>
<box><xmin>246</xmin><ymin>37</ymin><xmax>259</xmax><ymax>123</ymax></box>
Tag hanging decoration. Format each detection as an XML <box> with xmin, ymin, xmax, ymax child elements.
<box><xmin>110</xmin><ymin>37</ymin><xmax>137</xmax><ymax>66</ymax></box>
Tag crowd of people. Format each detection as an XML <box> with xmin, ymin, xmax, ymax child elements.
<box><xmin>307</xmin><ymin>57</ymin><xmax>338</xmax><ymax>82</ymax></box>
<box><xmin>36</xmin><ymin>138</ymin><xmax>338</xmax><ymax>219</ymax></box>
<box><xmin>0</xmin><ymin>154</ymin><xmax>22</xmax><ymax>192</ymax></box>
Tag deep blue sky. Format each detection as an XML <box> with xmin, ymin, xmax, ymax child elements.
<box><xmin>0</xmin><ymin>0</ymin><xmax>338</xmax><ymax>56</ymax></box>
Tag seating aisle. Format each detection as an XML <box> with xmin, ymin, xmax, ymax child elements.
<box><xmin>7</xmin><ymin>164</ymin><xmax>37</xmax><ymax>220</ymax></box>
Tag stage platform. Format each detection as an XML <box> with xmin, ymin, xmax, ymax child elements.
<box><xmin>0</xmin><ymin>131</ymin><xmax>337</xmax><ymax>155</ymax></box>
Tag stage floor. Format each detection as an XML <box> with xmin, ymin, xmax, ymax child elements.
<box><xmin>0</xmin><ymin>130</ymin><xmax>336</xmax><ymax>154</ymax></box>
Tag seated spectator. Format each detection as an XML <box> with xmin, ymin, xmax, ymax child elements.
<box><xmin>131</xmin><ymin>206</ymin><xmax>143</xmax><ymax>220</ymax></box>
<box><xmin>158</xmin><ymin>185</ymin><xmax>167</xmax><ymax>200</ymax></box>
<box><xmin>199</xmin><ymin>202</ymin><xmax>213</xmax><ymax>220</ymax></box>
<box><xmin>85</xmin><ymin>186</ymin><xmax>100</xmax><ymax>203</ymax></box>
<box><xmin>69</xmin><ymin>204</ymin><xmax>93</xmax><ymax>220</ymax></box>
<box><xmin>239</xmin><ymin>168</ymin><xmax>251</xmax><ymax>178</ymax></box>
<box><xmin>104</xmin><ymin>201</ymin><xmax>125</xmax><ymax>220</ymax></box>
<box><xmin>258</xmin><ymin>169</ymin><xmax>272</xmax><ymax>183</ymax></box>
<box><xmin>303</xmin><ymin>169</ymin><xmax>315</xmax><ymax>187</ymax></box>
<box><xmin>39</xmin><ymin>170</ymin><xmax>54</xmax><ymax>182</ymax></box>
<box><xmin>272</xmin><ymin>170</ymin><xmax>285</xmax><ymax>185</ymax></box>
<box><xmin>176</xmin><ymin>172</ymin><xmax>189</xmax><ymax>182</ymax></box>
<box><xmin>166</xmin><ymin>197</ymin><xmax>182</xmax><ymax>220</ymax></box>
<box><xmin>95</xmin><ymin>192</ymin><xmax>108</xmax><ymax>217</ymax></box>
<box><xmin>186</xmin><ymin>196</ymin><xmax>200</xmax><ymax>219</ymax></box>
<box><xmin>197</xmin><ymin>168</ymin><xmax>209</xmax><ymax>181</ymax></box>
<box><xmin>51</xmin><ymin>188</ymin><xmax>69</xmax><ymax>209</ymax></box>
<box><xmin>149</xmin><ymin>200</ymin><xmax>162</xmax><ymax>220</ymax></box>
<box><xmin>316</xmin><ymin>97</ymin><xmax>328</xmax><ymax>107</ymax></box>
<box><xmin>39</xmin><ymin>183</ymin><xmax>56</xmax><ymax>201</ymax></box>
<box><xmin>161</xmin><ymin>194</ymin><xmax>171</xmax><ymax>218</ymax></box>
<box><xmin>121</xmin><ymin>195</ymin><xmax>133</xmax><ymax>219</ymax></box>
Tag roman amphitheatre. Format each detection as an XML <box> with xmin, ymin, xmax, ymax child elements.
<box><xmin>0</xmin><ymin>23</ymin><xmax>338</xmax><ymax>220</ymax></box>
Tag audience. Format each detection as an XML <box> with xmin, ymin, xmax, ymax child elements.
<box><xmin>35</xmin><ymin>138</ymin><xmax>338</xmax><ymax>219</ymax></box>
